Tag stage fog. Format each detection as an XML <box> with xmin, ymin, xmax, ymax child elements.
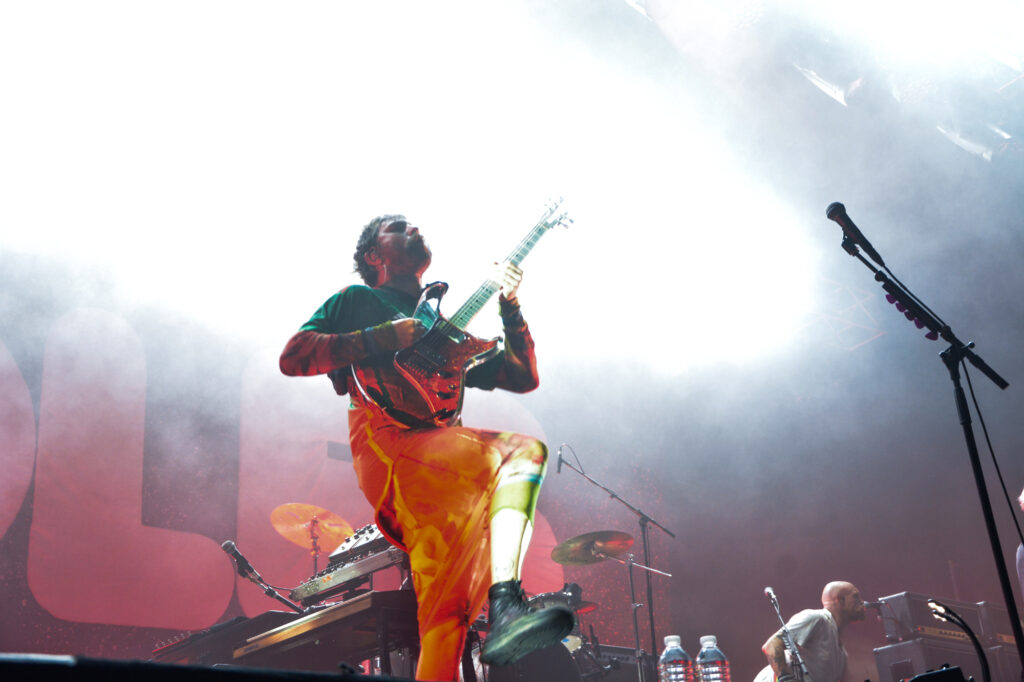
<box><xmin>2</xmin><ymin>2</ymin><xmax>1023</xmax><ymax>681</ymax></box>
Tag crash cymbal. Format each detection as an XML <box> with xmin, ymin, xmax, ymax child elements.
<box><xmin>576</xmin><ymin>601</ymin><xmax>598</xmax><ymax>614</ymax></box>
<box><xmin>270</xmin><ymin>503</ymin><xmax>353</xmax><ymax>554</ymax></box>
<box><xmin>550</xmin><ymin>530</ymin><xmax>634</xmax><ymax>566</ymax></box>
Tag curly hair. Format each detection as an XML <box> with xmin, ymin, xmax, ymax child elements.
<box><xmin>353</xmin><ymin>214</ymin><xmax>405</xmax><ymax>286</ymax></box>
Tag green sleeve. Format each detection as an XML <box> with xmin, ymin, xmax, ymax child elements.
<box><xmin>299</xmin><ymin>285</ymin><xmax>403</xmax><ymax>334</ymax></box>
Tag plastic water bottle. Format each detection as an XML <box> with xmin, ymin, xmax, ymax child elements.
<box><xmin>658</xmin><ymin>634</ymin><xmax>694</xmax><ymax>682</ymax></box>
<box><xmin>695</xmin><ymin>635</ymin><xmax>731</xmax><ymax>682</ymax></box>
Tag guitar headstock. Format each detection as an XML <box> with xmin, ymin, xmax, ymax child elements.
<box><xmin>498</xmin><ymin>198</ymin><xmax>572</xmax><ymax>268</ymax></box>
<box><xmin>538</xmin><ymin>197</ymin><xmax>573</xmax><ymax>232</ymax></box>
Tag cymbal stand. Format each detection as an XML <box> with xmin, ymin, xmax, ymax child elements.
<box><xmin>628</xmin><ymin>554</ymin><xmax>645</xmax><ymax>682</ymax></box>
<box><xmin>576</xmin><ymin>625</ymin><xmax>616</xmax><ymax>679</ymax></box>
<box><xmin>557</xmin><ymin>445</ymin><xmax>675</xmax><ymax>682</ymax></box>
<box><xmin>309</xmin><ymin>517</ymin><xmax>322</xmax><ymax>575</ymax></box>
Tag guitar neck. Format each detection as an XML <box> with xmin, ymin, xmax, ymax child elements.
<box><xmin>448</xmin><ymin>206</ymin><xmax>562</xmax><ymax>330</ymax></box>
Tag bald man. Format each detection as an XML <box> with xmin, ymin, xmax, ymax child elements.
<box><xmin>754</xmin><ymin>581</ymin><xmax>866</xmax><ymax>682</ymax></box>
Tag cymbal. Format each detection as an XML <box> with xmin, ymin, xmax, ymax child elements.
<box><xmin>550</xmin><ymin>530</ymin><xmax>634</xmax><ymax>566</ymax></box>
<box><xmin>576</xmin><ymin>601</ymin><xmax>598</xmax><ymax>614</ymax></box>
<box><xmin>270</xmin><ymin>503</ymin><xmax>353</xmax><ymax>554</ymax></box>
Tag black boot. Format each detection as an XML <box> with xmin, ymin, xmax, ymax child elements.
<box><xmin>480</xmin><ymin>580</ymin><xmax>575</xmax><ymax>667</ymax></box>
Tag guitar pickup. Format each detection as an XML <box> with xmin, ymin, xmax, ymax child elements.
<box><xmin>414</xmin><ymin>349</ymin><xmax>445</xmax><ymax>365</ymax></box>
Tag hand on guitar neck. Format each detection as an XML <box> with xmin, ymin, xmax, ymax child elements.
<box><xmin>390</xmin><ymin>259</ymin><xmax>521</xmax><ymax>350</ymax></box>
<box><xmin>493</xmin><ymin>261</ymin><xmax>523</xmax><ymax>300</ymax></box>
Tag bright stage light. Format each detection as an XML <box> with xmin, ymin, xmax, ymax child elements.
<box><xmin>3</xmin><ymin>0</ymin><xmax>821</xmax><ymax>374</ymax></box>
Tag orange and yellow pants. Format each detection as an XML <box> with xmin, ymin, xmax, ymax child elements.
<box><xmin>347</xmin><ymin>403</ymin><xmax>547</xmax><ymax>682</ymax></box>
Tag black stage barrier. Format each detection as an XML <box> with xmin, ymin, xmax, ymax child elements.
<box><xmin>0</xmin><ymin>654</ymin><xmax>412</xmax><ymax>682</ymax></box>
<box><xmin>33</xmin><ymin>588</ymin><xmax>640</xmax><ymax>682</ymax></box>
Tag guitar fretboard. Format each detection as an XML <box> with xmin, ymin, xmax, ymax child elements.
<box><xmin>448</xmin><ymin>203</ymin><xmax>566</xmax><ymax>330</ymax></box>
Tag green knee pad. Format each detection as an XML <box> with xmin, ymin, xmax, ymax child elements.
<box><xmin>490</xmin><ymin>474</ymin><xmax>543</xmax><ymax>521</ymax></box>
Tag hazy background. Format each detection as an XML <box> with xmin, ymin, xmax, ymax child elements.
<box><xmin>2</xmin><ymin>1</ymin><xmax>1023</xmax><ymax>680</ymax></box>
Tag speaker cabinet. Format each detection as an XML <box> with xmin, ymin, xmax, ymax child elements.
<box><xmin>876</xmin><ymin>593</ymin><xmax>982</xmax><ymax>646</ymax></box>
<box><xmin>874</xmin><ymin>638</ymin><xmax>1011</xmax><ymax>682</ymax></box>
<box><xmin>975</xmin><ymin>601</ymin><xmax>1017</xmax><ymax>647</ymax></box>
<box><xmin>987</xmin><ymin>645</ymin><xmax>1022</xmax><ymax>682</ymax></box>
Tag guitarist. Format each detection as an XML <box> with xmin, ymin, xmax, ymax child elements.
<box><xmin>754</xmin><ymin>581</ymin><xmax>866</xmax><ymax>682</ymax></box>
<box><xmin>280</xmin><ymin>215</ymin><xmax>574</xmax><ymax>681</ymax></box>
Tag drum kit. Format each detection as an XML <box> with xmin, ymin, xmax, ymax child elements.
<box><xmin>486</xmin><ymin>528</ymin><xmax>669</xmax><ymax>682</ymax></box>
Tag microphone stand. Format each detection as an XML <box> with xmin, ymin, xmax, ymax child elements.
<box><xmin>248</xmin><ymin>575</ymin><xmax>305</xmax><ymax>614</ymax></box>
<box><xmin>766</xmin><ymin>590</ymin><xmax>811</xmax><ymax>682</ymax></box>
<box><xmin>834</xmin><ymin>228</ymin><xmax>1023</xmax><ymax>676</ymax></box>
<box><xmin>225</xmin><ymin>543</ymin><xmax>305</xmax><ymax>614</ymax></box>
<box><xmin>558</xmin><ymin>447</ymin><xmax>675</xmax><ymax>682</ymax></box>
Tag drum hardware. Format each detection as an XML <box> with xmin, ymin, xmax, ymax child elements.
<box><xmin>554</xmin><ymin>443</ymin><xmax>676</xmax><ymax>682</ymax></box>
<box><xmin>550</xmin><ymin>531</ymin><xmax>671</xmax><ymax>648</ymax></box>
<box><xmin>472</xmin><ymin>586</ymin><xmax>626</xmax><ymax>682</ymax></box>
<box><xmin>527</xmin><ymin>583</ymin><xmax>599</xmax><ymax>654</ymax></box>
<box><xmin>573</xmin><ymin>631</ymin><xmax>620</xmax><ymax>680</ymax></box>
<box><xmin>486</xmin><ymin>643</ymin><xmax>584</xmax><ymax>682</ymax></box>
<box><xmin>270</xmin><ymin>503</ymin><xmax>353</xmax><ymax>574</ymax></box>
<box><xmin>575</xmin><ymin>642</ymin><xmax>656</xmax><ymax>682</ymax></box>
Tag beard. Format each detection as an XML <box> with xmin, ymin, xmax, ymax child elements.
<box><xmin>407</xmin><ymin>236</ymin><xmax>431</xmax><ymax>265</ymax></box>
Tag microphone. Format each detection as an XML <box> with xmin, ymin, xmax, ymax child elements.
<box><xmin>221</xmin><ymin>540</ymin><xmax>262</xmax><ymax>582</ymax></box>
<box><xmin>864</xmin><ymin>600</ymin><xmax>884</xmax><ymax>609</ymax></box>
<box><xmin>765</xmin><ymin>586</ymin><xmax>777</xmax><ymax>600</ymax></box>
<box><xmin>826</xmin><ymin>202</ymin><xmax>886</xmax><ymax>268</ymax></box>
<box><xmin>556</xmin><ymin>445</ymin><xmax>564</xmax><ymax>474</ymax></box>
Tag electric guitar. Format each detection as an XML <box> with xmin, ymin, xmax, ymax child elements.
<box><xmin>350</xmin><ymin>199</ymin><xmax>571</xmax><ymax>428</ymax></box>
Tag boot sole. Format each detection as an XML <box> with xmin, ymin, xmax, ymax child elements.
<box><xmin>480</xmin><ymin>606</ymin><xmax>575</xmax><ymax>667</ymax></box>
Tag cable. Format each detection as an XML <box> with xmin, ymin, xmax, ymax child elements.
<box><xmin>559</xmin><ymin>442</ymin><xmax>584</xmax><ymax>474</ymax></box>
<box><xmin>961</xmin><ymin>361</ymin><xmax>1024</xmax><ymax>546</ymax></box>
<box><xmin>928</xmin><ymin>598</ymin><xmax>991</xmax><ymax>682</ymax></box>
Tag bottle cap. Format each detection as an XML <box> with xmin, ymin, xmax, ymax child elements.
<box><xmin>664</xmin><ymin>635</ymin><xmax>682</xmax><ymax>648</ymax></box>
<box><xmin>700</xmin><ymin>635</ymin><xmax>718</xmax><ymax>647</ymax></box>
